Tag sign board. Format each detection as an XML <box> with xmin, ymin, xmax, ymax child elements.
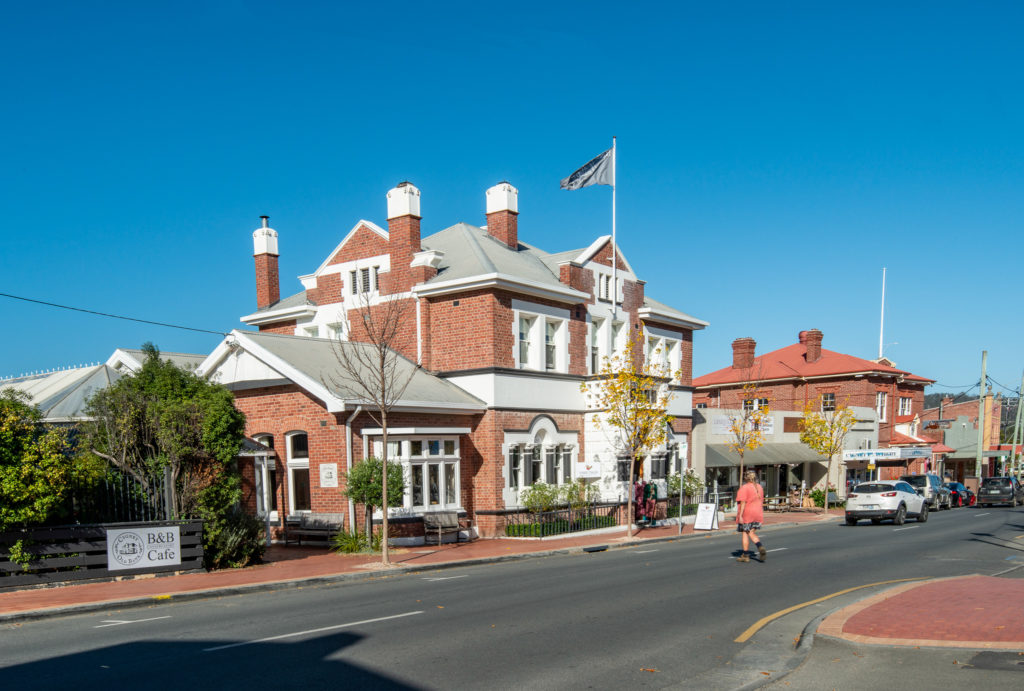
<box><xmin>693</xmin><ymin>503</ymin><xmax>719</xmax><ymax>531</ymax></box>
<box><xmin>320</xmin><ymin>462</ymin><xmax>339</xmax><ymax>488</ymax></box>
<box><xmin>898</xmin><ymin>447</ymin><xmax>931</xmax><ymax>459</ymax></box>
<box><xmin>576</xmin><ymin>456</ymin><xmax>602</xmax><ymax>479</ymax></box>
<box><xmin>842</xmin><ymin>449</ymin><xmax>900</xmax><ymax>462</ymax></box>
<box><xmin>711</xmin><ymin>415</ymin><xmax>774</xmax><ymax>436</ymax></box>
<box><xmin>106</xmin><ymin>526</ymin><xmax>181</xmax><ymax>571</ymax></box>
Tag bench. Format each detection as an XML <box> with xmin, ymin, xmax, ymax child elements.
<box><xmin>422</xmin><ymin>511</ymin><xmax>473</xmax><ymax>545</ymax></box>
<box><xmin>285</xmin><ymin>513</ymin><xmax>345</xmax><ymax>546</ymax></box>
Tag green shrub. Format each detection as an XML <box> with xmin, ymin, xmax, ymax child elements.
<box><xmin>331</xmin><ymin>529</ymin><xmax>368</xmax><ymax>553</ymax></box>
<box><xmin>204</xmin><ymin>507</ymin><xmax>265</xmax><ymax>569</ymax></box>
<box><xmin>504</xmin><ymin>514</ymin><xmax>616</xmax><ymax>537</ymax></box>
<box><xmin>520</xmin><ymin>482</ymin><xmax>559</xmax><ymax>513</ymax></box>
<box><xmin>664</xmin><ymin>503</ymin><xmax>700</xmax><ymax>518</ymax></box>
<box><xmin>809</xmin><ymin>486</ymin><xmax>844</xmax><ymax>508</ymax></box>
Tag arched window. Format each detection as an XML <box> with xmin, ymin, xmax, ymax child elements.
<box><xmin>252</xmin><ymin>434</ymin><xmax>278</xmax><ymax>516</ymax></box>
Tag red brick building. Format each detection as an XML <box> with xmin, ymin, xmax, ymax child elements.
<box><xmin>692</xmin><ymin>330</ymin><xmax>935</xmax><ymax>483</ymax></box>
<box><xmin>201</xmin><ymin>182</ymin><xmax>707</xmax><ymax>540</ymax></box>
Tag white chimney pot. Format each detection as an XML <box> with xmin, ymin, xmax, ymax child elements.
<box><xmin>486</xmin><ymin>182</ymin><xmax>518</xmax><ymax>214</ymax></box>
<box><xmin>387</xmin><ymin>183</ymin><xmax>421</xmax><ymax>220</ymax></box>
<box><xmin>253</xmin><ymin>222</ymin><xmax>279</xmax><ymax>256</ymax></box>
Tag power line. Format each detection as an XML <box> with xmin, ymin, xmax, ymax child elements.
<box><xmin>0</xmin><ymin>292</ymin><xmax>227</xmax><ymax>337</ymax></box>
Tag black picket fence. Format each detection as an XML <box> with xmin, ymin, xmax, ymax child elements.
<box><xmin>58</xmin><ymin>469</ymin><xmax>172</xmax><ymax>524</ymax></box>
<box><xmin>503</xmin><ymin>503</ymin><xmax>620</xmax><ymax>537</ymax></box>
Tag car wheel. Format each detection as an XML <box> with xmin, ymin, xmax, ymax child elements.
<box><xmin>870</xmin><ymin>518</ymin><xmax>881</xmax><ymax>525</ymax></box>
<box><xmin>894</xmin><ymin>505</ymin><xmax>906</xmax><ymax>526</ymax></box>
<box><xmin>917</xmin><ymin>503</ymin><xmax>929</xmax><ymax>523</ymax></box>
<box><xmin>846</xmin><ymin>516</ymin><xmax>858</xmax><ymax>526</ymax></box>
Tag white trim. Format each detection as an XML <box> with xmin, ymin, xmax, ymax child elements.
<box><xmin>240</xmin><ymin>304</ymin><xmax>317</xmax><ymax>326</ymax></box>
<box><xmin>310</xmin><ymin>220</ymin><xmax>388</xmax><ymax>277</ymax></box>
<box><xmin>638</xmin><ymin>306</ymin><xmax>709</xmax><ymax>330</ymax></box>
<box><xmin>413</xmin><ymin>273</ymin><xmax>589</xmax><ymax>304</ymax></box>
<box><xmin>574</xmin><ymin>235</ymin><xmax>636</xmax><ymax>275</ymax></box>
<box><xmin>361</xmin><ymin>427</ymin><xmax>471</xmax><ymax>435</ymax></box>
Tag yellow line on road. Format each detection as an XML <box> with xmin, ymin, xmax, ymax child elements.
<box><xmin>734</xmin><ymin>577</ymin><xmax>926</xmax><ymax>643</ymax></box>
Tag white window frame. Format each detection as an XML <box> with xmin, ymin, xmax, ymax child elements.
<box><xmin>512</xmin><ymin>300</ymin><xmax>569</xmax><ymax>373</ymax></box>
<box><xmin>898</xmin><ymin>396</ymin><xmax>912</xmax><ymax>416</ymax></box>
<box><xmin>346</xmin><ymin>262</ymin><xmax>383</xmax><ymax>297</ymax></box>
<box><xmin>370</xmin><ymin>436</ymin><xmax>462</xmax><ymax>512</ymax></box>
<box><xmin>876</xmin><ymin>392</ymin><xmax>888</xmax><ymax>423</ymax></box>
<box><xmin>285</xmin><ymin>431</ymin><xmax>311</xmax><ymax>515</ymax></box>
<box><xmin>253</xmin><ymin>434</ymin><xmax>278</xmax><ymax>522</ymax></box>
<box><xmin>502</xmin><ymin>417</ymin><xmax>578</xmax><ymax>505</ymax></box>
<box><xmin>821</xmin><ymin>393</ymin><xmax>836</xmax><ymax>412</ymax></box>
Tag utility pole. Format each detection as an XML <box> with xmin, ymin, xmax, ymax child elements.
<box><xmin>975</xmin><ymin>351</ymin><xmax>987</xmax><ymax>478</ymax></box>
<box><xmin>1011</xmin><ymin>371</ymin><xmax>1024</xmax><ymax>477</ymax></box>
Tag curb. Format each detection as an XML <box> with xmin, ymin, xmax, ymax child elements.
<box><xmin>0</xmin><ymin>517</ymin><xmax>828</xmax><ymax>625</ymax></box>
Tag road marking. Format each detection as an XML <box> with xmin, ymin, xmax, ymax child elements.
<box><xmin>94</xmin><ymin>616</ymin><xmax>171</xmax><ymax>629</ymax></box>
<box><xmin>892</xmin><ymin>526</ymin><xmax>919</xmax><ymax>532</ymax></box>
<box><xmin>423</xmin><ymin>575</ymin><xmax>469</xmax><ymax>582</ymax></box>
<box><xmin>975</xmin><ymin>513</ymin><xmax>991</xmax><ymax>517</ymax></box>
<box><xmin>734</xmin><ymin>578</ymin><xmax>926</xmax><ymax>643</ymax></box>
<box><xmin>203</xmin><ymin>611</ymin><xmax>424</xmax><ymax>652</ymax></box>
<box><xmin>634</xmin><ymin>550</ymin><xmax>659</xmax><ymax>554</ymax></box>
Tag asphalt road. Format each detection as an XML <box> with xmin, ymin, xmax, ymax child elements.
<box><xmin>3</xmin><ymin>505</ymin><xmax>1023</xmax><ymax>690</ymax></box>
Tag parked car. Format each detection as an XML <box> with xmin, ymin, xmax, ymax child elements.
<box><xmin>977</xmin><ymin>477</ymin><xmax>1024</xmax><ymax>507</ymax></box>
<box><xmin>846</xmin><ymin>480</ymin><xmax>928</xmax><ymax>525</ymax></box>
<box><xmin>944</xmin><ymin>482</ymin><xmax>971</xmax><ymax>508</ymax></box>
<box><xmin>899</xmin><ymin>473</ymin><xmax>951</xmax><ymax>510</ymax></box>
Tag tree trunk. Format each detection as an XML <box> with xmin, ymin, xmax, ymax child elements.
<box><xmin>626</xmin><ymin>454</ymin><xmax>637</xmax><ymax>538</ymax></box>
<box><xmin>365</xmin><ymin>504</ymin><xmax>372</xmax><ymax>541</ymax></box>
<box><xmin>381</xmin><ymin>411</ymin><xmax>390</xmax><ymax>566</ymax></box>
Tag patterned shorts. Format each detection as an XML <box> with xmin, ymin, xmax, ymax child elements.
<box><xmin>736</xmin><ymin>522</ymin><xmax>762</xmax><ymax>533</ymax></box>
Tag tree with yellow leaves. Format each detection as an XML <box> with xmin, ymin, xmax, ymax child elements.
<box><xmin>584</xmin><ymin>329</ymin><xmax>677</xmax><ymax>538</ymax></box>
<box><xmin>726</xmin><ymin>382</ymin><xmax>771</xmax><ymax>486</ymax></box>
<box><xmin>799</xmin><ymin>396</ymin><xmax>856</xmax><ymax>499</ymax></box>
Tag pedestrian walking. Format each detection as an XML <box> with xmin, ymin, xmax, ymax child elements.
<box><xmin>735</xmin><ymin>470</ymin><xmax>767</xmax><ymax>563</ymax></box>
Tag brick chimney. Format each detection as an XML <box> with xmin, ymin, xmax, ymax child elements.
<box><xmin>485</xmin><ymin>182</ymin><xmax>518</xmax><ymax>249</ymax></box>
<box><xmin>731</xmin><ymin>337</ymin><xmax>756</xmax><ymax>369</ymax></box>
<box><xmin>801</xmin><ymin>329</ymin><xmax>823</xmax><ymax>363</ymax></box>
<box><xmin>253</xmin><ymin>216</ymin><xmax>279</xmax><ymax>309</ymax></box>
<box><xmin>386</xmin><ymin>182</ymin><xmax>422</xmax><ymax>292</ymax></box>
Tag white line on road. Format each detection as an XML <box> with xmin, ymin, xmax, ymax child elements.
<box><xmin>634</xmin><ymin>550</ymin><xmax>659</xmax><ymax>554</ymax></box>
<box><xmin>203</xmin><ymin>611</ymin><xmax>424</xmax><ymax>652</ymax></box>
<box><xmin>94</xmin><ymin>616</ymin><xmax>171</xmax><ymax>629</ymax></box>
<box><xmin>423</xmin><ymin>575</ymin><xmax>469</xmax><ymax>581</ymax></box>
<box><xmin>975</xmin><ymin>513</ymin><xmax>991</xmax><ymax>517</ymax></box>
<box><xmin>892</xmin><ymin>526</ymin><xmax>919</xmax><ymax>532</ymax></box>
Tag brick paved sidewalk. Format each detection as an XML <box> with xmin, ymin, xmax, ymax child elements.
<box><xmin>818</xmin><ymin>575</ymin><xmax>1024</xmax><ymax>649</ymax></box>
<box><xmin>0</xmin><ymin>509</ymin><xmax>834</xmax><ymax>620</ymax></box>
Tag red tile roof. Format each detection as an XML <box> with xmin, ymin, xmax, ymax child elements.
<box><xmin>931</xmin><ymin>442</ymin><xmax>955</xmax><ymax>454</ymax></box>
<box><xmin>890</xmin><ymin>430</ymin><xmax>928</xmax><ymax>445</ymax></box>
<box><xmin>694</xmin><ymin>342</ymin><xmax>934</xmax><ymax>387</ymax></box>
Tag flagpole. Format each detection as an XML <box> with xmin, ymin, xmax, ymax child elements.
<box><xmin>611</xmin><ymin>136</ymin><xmax>617</xmax><ymax>322</ymax></box>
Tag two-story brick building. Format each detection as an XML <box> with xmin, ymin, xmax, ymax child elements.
<box><xmin>200</xmin><ymin>182</ymin><xmax>706</xmax><ymax>539</ymax></box>
<box><xmin>691</xmin><ymin>330</ymin><xmax>934</xmax><ymax>490</ymax></box>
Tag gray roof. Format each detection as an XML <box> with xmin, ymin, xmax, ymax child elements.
<box><xmin>256</xmin><ymin>289</ymin><xmax>311</xmax><ymax>313</ymax></box>
<box><xmin>241</xmin><ymin>331</ymin><xmax>486</xmax><ymax>409</ymax></box>
<box><xmin>642</xmin><ymin>296</ymin><xmax>710</xmax><ymax>327</ymax></box>
<box><xmin>115</xmin><ymin>348</ymin><xmax>207</xmax><ymax>371</ymax></box>
<box><xmin>0</xmin><ymin>365</ymin><xmax>122</xmax><ymax>422</ymax></box>
<box><xmin>421</xmin><ymin>223</ymin><xmax>567</xmax><ymax>290</ymax></box>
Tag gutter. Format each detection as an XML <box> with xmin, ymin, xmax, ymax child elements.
<box><xmin>345</xmin><ymin>405</ymin><xmax>363</xmax><ymax>530</ymax></box>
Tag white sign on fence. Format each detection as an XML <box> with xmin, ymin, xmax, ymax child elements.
<box><xmin>320</xmin><ymin>462</ymin><xmax>339</xmax><ymax>488</ymax></box>
<box><xmin>693</xmin><ymin>503</ymin><xmax>719</xmax><ymax>531</ymax></box>
<box><xmin>576</xmin><ymin>455</ymin><xmax>602</xmax><ymax>479</ymax></box>
<box><xmin>106</xmin><ymin>526</ymin><xmax>181</xmax><ymax>571</ymax></box>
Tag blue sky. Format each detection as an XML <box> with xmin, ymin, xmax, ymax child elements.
<box><xmin>2</xmin><ymin>2</ymin><xmax>1022</xmax><ymax>398</ymax></box>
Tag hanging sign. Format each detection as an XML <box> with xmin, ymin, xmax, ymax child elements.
<box><xmin>693</xmin><ymin>503</ymin><xmax>719</xmax><ymax>531</ymax></box>
<box><xmin>106</xmin><ymin>526</ymin><xmax>181</xmax><ymax>571</ymax></box>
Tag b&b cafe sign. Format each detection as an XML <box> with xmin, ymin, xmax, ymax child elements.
<box><xmin>106</xmin><ymin>526</ymin><xmax>181</xmax><ymax>571</ymax></box>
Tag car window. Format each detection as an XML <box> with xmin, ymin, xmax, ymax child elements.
<box><xmin>897</xmin><ymin>482</ymin><xmax>915</xmax><ymax>493</ymax></box>
<box><xmin>854</xmin><ymin>484</ymin><xmax>892</xmax><ymax>493</ymax></box>
<box><xmin>982</xmin><ymin>478</ymin><xmax>1009</xmax><ymax>488</ymax></box>
<box><xmin>902</xmin><ymin>476</ymin><xmax>926</xmax><ymax>487</ymax></box>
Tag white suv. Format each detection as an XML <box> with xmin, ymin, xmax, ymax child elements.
<box><xmin>899</xmin><ymin>473</ymin><xmax>951</xmax><ymax>510</ymax></box>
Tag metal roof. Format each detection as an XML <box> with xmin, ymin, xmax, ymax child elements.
<box><xmin>706</xmin><ymin>443</ymin><xmax>828</xmax><ymax>467</ymax></box>
<box><xmin>0</xmin><ymin>365</ymin><xmax>122</xmax><ymax>422</ymax></box>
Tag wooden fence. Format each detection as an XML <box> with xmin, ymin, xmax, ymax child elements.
<box><xmin>0</xmin><ymin>520</ymin><xmax>204</xmax><ymax>589</ymax></box>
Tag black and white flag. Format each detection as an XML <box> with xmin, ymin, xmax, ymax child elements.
<box><xmin>560</xmin><ymin>148</ymin><xmax>614</xmax><ymax>190</ymax></box>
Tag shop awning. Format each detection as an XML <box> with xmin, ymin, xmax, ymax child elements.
<box><xmin>706</xmin><ymin>443</ymin><xmax>827</xmax><ymax>468</ymax></box>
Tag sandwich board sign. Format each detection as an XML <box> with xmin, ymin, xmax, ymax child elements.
<box><xmin>693</xmin><ymin>503</ymin><xmax>719</xmax><ymax>531</ymax></box>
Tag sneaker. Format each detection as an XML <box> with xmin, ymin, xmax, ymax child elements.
<box><xmin>758</xmin><ymin>545</ymin><xmax>767</xmax><ymax>561</ymax></box>
<box><xmin>736</xmin><ymin>553</ymin><xmax>750</xmax><ymax>563</ymax></box>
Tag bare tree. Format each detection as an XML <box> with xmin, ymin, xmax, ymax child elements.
<box><xmin>326</xmin><ymin>290</ymin><xmax>418</xmax><ymax>566</ymax></box>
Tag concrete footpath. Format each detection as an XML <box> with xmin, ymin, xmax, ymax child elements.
<box><xmin>4</xmin><ymin>508</ymin><xmax>1024</xmax><ymax>662</ymax></box>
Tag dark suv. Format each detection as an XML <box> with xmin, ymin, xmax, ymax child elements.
<box><xmin>899</xmin><ymin>474</ymin><xmax>951</xmax><ymax>510</ymax></box>
<box><xmin>977</xmin><ymin>477</ymin><xmax>1024</xmax><ymax>507</ymax></box>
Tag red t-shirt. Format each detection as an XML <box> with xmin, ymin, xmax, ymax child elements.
<box><xmin>736</xmin><ymin>483</ymin><xmax>764</xmax><ymax>524</ymax></box>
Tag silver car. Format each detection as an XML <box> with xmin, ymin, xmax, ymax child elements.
<box><xmin>845</xmin><ymin>480</ymin><xmax>928</xmax><ymax>526</ymax></box>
